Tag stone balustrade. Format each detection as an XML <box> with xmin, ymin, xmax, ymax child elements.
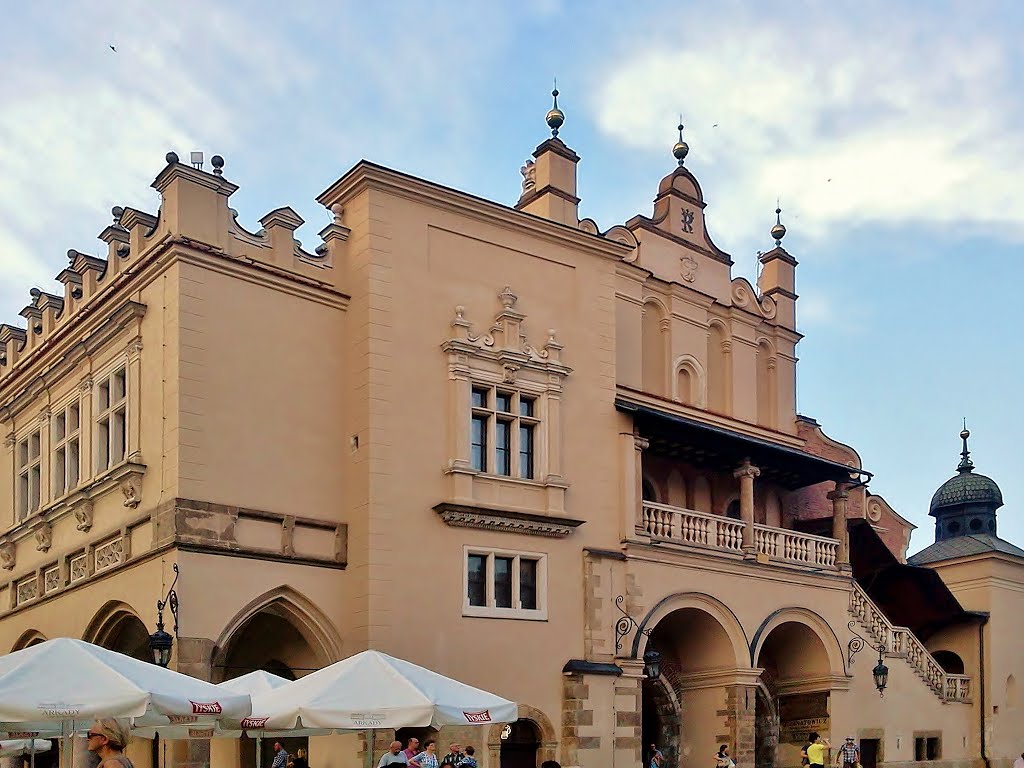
<box><xmin>849</xmin><ymin>582</ymin><xmax>971</xmax><ymax>703</ymax></box>
<box><xmin>640</xmin><ymin>501</ymin><xmax>837</xmax><ymax>568</ymax></box>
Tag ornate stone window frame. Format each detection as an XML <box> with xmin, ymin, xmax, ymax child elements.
<box><xmin>441</xmin><ymin>287</ymin><xmax>571</xmax><ymax>518</ymax></box>
<box><xmin>462</xmin><ymin>544</ymin><xmax>548</xmax><ymax>621</ymax></box>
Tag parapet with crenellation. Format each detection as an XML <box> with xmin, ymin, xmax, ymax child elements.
<box><xmin>0</xmin><ymin>151</ymin><xmax>350</xmax><ymax>386</ymax></box>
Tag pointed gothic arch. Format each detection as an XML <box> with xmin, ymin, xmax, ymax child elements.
<box><xmin>11</xmin><ymin>629</ymin><xmax>47</xmax><ymax>652</ymax></box>
<box><xmin>212</xmin><ymin>585</ymin><xmax>342</xmax><ymax>681</ymax></box>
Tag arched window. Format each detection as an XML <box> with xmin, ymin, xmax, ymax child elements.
<box><xmin>642</xmin><ymin>302</ymin><xmax>668</xmax><ymax>396</ymax></box>
<box><xmin>932</xmin><ymin>650</ymin><xmax>965</xmax><ymax>675</ymax></box>
<box><xmin>676</xmin><ymin>366</ymin><xmax>693</xmax><ymax>405</ymax></box>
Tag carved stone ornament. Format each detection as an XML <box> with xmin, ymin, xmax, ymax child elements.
<box><xmin>0</xmin><ymin>542</ymin><xmax>15</xmax><ymax>571</ymax></box>
<box><xmin>75</xmin><ymin>500</ymin><xmax>94</xmax><ymax>532</ymax></box>
<box><xmin>3</xmin><ymin>433</ymin><xmax>14</xmax><ymax>449</ymax></box>
<box><xmin>34</xmin><ymin>522</ymin><xmax>52</xmax><ymax>552</ymax></box>
<box><xmin>680</xmin><ymin>254</ymin><xmax>698</xmax><ymax>283</ymax></box>
<box><xmin>520</xmin><ymin>159</ymin><xmax>536</xmax><ymax>195</ymax></box>
<box><xmin>120</xmin><ymin>476</ymin><xmax>141</xmax><ymax>508</ymax></box>
<box><xmin>434</xmin><ymin>503</ymin><xmax>584</xmax><ymax>539</ymax></box>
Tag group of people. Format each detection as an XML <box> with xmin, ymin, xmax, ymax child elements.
<box><xmin>378</xmin><ymin>738</ymin><xmax>478</xmax><ymax>768</ymax></box>
<box><xmin>801</xmin><ymin>733</ymin><xmax>861</xmax><ymax>768</ymax></box>
<box><xmin>271</xmin><ymin>743</ymin><xmax>309</xmax><ymax>768</ymax></box>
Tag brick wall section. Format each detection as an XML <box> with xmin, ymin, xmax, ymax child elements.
<box><xmin>722</xmin><ymin>685</ymin><xmax>757</xmax><ymax>768</ymax></box>
<box><xmin>562</xmin><ymin>673</ymin><xmax>591</xmax><ymax>764</ymax></box>
<box><xmin>614</xmin><ymin>672</ymin><xmax>643</xmax><ymax>761</ymax></box>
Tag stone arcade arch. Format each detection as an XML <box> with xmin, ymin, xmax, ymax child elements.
<box><xmin>83</xmin><ymin>600</ymin><xmax>152</xmax><ymax>661</ymax></box>
<box><xmin>10</xmin><ymin>629</ymin><xmax>47</xmax><ymax>651</ymax></box>
<box><xmin>212</xmin><ymin>587</ymin><xmax>342</xmax><ymax>768</ymax></box>
<box><xmin>486</xmin><ymin>705</ymin><xmax>557</xmax><ymax>768</ymax></box>
<box><xmin>635</xmin><ymin>594</ymin><xmax>751</xmax><ymax>768</ymax></box>
<box><xmin>751</xmin><ymin>609</ymin><xmax>846</xmax><ymax>768</ymax></box>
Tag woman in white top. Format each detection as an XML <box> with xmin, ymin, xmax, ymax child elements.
<box><xmin>411</xmin><ymin>741</ymin><xmax>439</xmax><ymax>768</ymax></box>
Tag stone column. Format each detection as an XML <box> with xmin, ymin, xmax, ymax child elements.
<box><xmin>734</xmin><ymin>459</ymin><xmax>760</xmax><ymax>555</ymax></box>
<box><xmin>724</xmin><ymin>684</ymin><xmax>758</xmax><ymax>768</ymax></box>
<box><xmin>614</xmin><ymin>659</ymin><xmax>645</xmax><ymax>768</ymax></box>
<box><xmin>174</xmin><ymin>637</ymin><xmax>216</xmax><ymax>768</ymax></box>
<box><xmin>827</xmin><ymin>482</ymin><xmax>851</xmax><ymax>567</ymax></box>
<box><xmin>620</xmin><ymin>431</ymin><xmax>649</xmax><ymax>538</ymax></box>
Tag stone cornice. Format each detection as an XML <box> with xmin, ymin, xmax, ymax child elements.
<box><xmin>433</xmin><ymin>502</ymin><xmax>584</xmax><ymax>538</ymax></box>
<box><xmin>0</xmin><ymin>303</ymin><xmax>146</xmax><ymax>422</ymax></box>
<box><xmin>670</xmin><ymin>667</ymin><xmax>765</xmax><ymax>690</ymax></box>
<box><xmin>316</xmin><ymin>161</ymin><xmax>633</xmax><ymax>262</ymax></box>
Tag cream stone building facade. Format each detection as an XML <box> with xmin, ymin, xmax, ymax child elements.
<box><xmin>1</xmin><ymin>106</ymin><xmax>1022</xmax><ymax>768</ymax></box>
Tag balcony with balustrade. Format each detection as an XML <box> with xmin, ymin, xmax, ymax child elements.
<box><xmin>641</xmin><ymin>500</ymin><xmax>841</xmax><ymax>569</ymax></box>
<box><xmin>619</xmin><ymin>397</ymin><xmax>867</xmax><ymax>572</ymax></box>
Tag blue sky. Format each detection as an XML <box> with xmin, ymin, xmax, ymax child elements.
<box><xmin>1</xmin><ymin>1</ymin><xmax>1020</xmax><ymax>552</ymax></box>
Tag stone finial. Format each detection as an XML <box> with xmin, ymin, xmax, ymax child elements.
<box><xmin>672</xmin><ymin>119</ymin><xmax>689</xmax><ymax>166</ymax></box>
<box><xmin>211</xmin><ymin>155</ymin><xmax>225</xmax><ymax>176</ymax></box>
<box><xmin>499</xmin><ymin>286</ymin><xmax>518</xmax><ymax>310</ymax></box>
<box><xmin>771</xmin><ymin>202</ymin><xmax>787</xmax><ymax>246</ymax></box>
<box><xmin>330</xmin><ymin>203</ymin><xmax>344</xmax><ymax>225</ymax></box>
<box><xmin>111</xmin><ymin>206</ymin><xmax>125</xmax><ymax>225</ymax></box>
<box><xmin>165</xmin><ymin>151</ymin><xmax>179</xmax><ymax>165</ymax></box>
<box><xmin>546</xmin><ymin>82</ymin><xmax>565</xmax><ymax>138</ymax></box>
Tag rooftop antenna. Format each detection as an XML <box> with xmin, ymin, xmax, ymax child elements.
<box><xmin>190</xmin><ymin>151</ymin><xmax>204</xmax><ymax>170</ymax></box>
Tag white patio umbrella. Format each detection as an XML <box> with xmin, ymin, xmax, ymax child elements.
<box><xmin>253</xmin><ymin>650</ymin><xmax>518</xmax><ymax>730</ymax></box>
<box><xmin>0</xmin><ymin>638</ymin><xmax>251</xmax><ymax>733</ymax></box>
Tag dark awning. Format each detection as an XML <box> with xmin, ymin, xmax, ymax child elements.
<box><xmin>850</xmin><ymin>519</ymin><xmax>971</xmax><ymax>640</ymax></box>
<box><xmin>617</xmin><ymin>398</ymin><xmax>870</xmax><ymax>490</ymax></box>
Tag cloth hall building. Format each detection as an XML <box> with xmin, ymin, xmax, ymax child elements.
<box><xmin>1</xmin><ymin>103</ymin><xmax>1022</xmax><ymax>768</ymax></box>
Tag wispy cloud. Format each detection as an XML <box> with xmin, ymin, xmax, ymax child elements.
<box><xmin>591</xmin><ymin>2</ymin><xmax>1024</xmax><ymax>252</ymax></box>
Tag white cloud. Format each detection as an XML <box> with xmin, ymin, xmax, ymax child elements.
<box><xmin>591</xmin><ymin>3</ymin><xmax>1024</xmax><ymax>252</ymax></box>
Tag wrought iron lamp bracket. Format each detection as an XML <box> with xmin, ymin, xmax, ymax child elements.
<box><xmin>847</xmin><ymin>620</ymin><xmax>881</xmax><ymax>666</ymax></box>
<box><xmin>157</xmin><ymin>563</ymin><xmax>180</xmax><ymax>636</ymax></box>
<box><xmin>614</xmin><ymin>594</ymin><xmax>652</xmax><ymax>652</ymax></box>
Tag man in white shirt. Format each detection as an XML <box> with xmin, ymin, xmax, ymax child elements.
<box><xmin>380</xmin><ymin>742</ymin><xmax>409</xmax><ymax>768</ymax></box>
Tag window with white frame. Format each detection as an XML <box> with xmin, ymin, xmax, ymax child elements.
<box><xmin>16</xmin><ymin>429</ymin><xmax>42</xmax><ymax>520</ymax></box>
<box><xmin>52</xmin><ymin>400</ymin><xmax>81</xmax><ymax>498</ymax></box>
<box><xmin>463</xmin><ymin>547</ymin><xmax>546</xmax><ymax>619</ymax></box>
<box><xmin>470</xmin><ymin>386</ymin><xmax>539</xmax><ymax>479</ymax></box>
<box><xmin>95</xmin><ymin>367</ymin><xmax>127</xmax><ymax>472</ymax></box>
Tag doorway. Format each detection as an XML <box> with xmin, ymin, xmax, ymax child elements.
<box><xmin>860</xmin><ymin>739</ymin><xmax>881</xmax><ymax>768</ymax></box>
<box><xmin>500</xmin><ymin>720</ymin><xmax>540</xmax><ymax>768</ymax></box>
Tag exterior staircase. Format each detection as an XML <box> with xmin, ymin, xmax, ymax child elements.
<box><xmin>849</xmin><ymin>582</ymin><xmax>970</xmax><ymax>702</ymax></box>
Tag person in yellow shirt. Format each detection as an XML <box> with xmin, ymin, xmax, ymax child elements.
<box><xmin>806</xmin><ymin>735</ymin><xmax>831</xmax><ymax>768</ymax></box>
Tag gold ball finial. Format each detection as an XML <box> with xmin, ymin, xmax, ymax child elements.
<box><xmin>771</xmin><ymin>204</ymin><xmax>787</xmax><ymax>246</ymax></box>
<box><xmin>672</xmin><ymin>120</ymin><xmax>689</xmax><ymax>166</ymax></box>
<box><xmin>546</xmin><ymin>82</ymin><xmax>565</xmax><ymax>138</ymax></box>
<box><xmin>960</xmin><ymin>428</ymin><xmax>970</xmax><ymax>440</ymax></box>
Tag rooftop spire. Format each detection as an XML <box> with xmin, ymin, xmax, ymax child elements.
<box><xmin>672</xmin><ymin>117</ymin><xmax>689</xmax><ymax>166</ymax></box>
<box><xmin>957</xmin><ymin>421</ymin><xmax>974</xmax><ymax>473</ymax></box>
<box><xmin>771</xmin><ymin>200</ymin><xmax>787</xmax><ymax>246</ymax></box>
<box><xmin>546</xmin><ymin>79</ymin><xmax>565</xmax><ymax>138</ymax></box>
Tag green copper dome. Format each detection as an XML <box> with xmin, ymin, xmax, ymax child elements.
<box><xmin>929</xmin><ymin>470</ymin><xmax>1003</xmax><ymax>513</ymax></box>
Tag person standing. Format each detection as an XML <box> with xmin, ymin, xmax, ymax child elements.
<box><xmin>836</xmin><ymin>737</ymin><xmax>859</xmax><ymax>768</ymax></box>
<box><xmin>271</xmin><ymin>742</ymin><xmax>290</xmax><ymax>768</ymax></box>
<box><xmin>380</xmin><ymin>742</ymin><xmax>410</xmax><ymax>768</ymax></box>
<box><xmin>410</xmin><ymin>741</ymin><xmax>438</xmax><ymax>768</ymax></box>
<box><xmin>458</xmin><ymin>747</ymin><xmax>477</xmax><ymax>768</ymax></box>
<box><xmin>801</xmin><ymin>734</ymin><xmax>817</xmax><ymax>768</ymax></box>
<box><xmin>807</xmin><ymin>734</ymin><xmax>831</xmax><ymax>768</ymax></box>
<box><xmin>86</xmin><ymin>719</ymin><xmax>134</xmax><ymax>768</ymax></box>
<box><xmin>440</xmin><ymin>743</ymin><xmax>464</xmax><ymax>768</ymax></box>
<box><xmin>403</xmin><ymin>738</ymin><xmax>421</xmax><ymax>763</ymax></box>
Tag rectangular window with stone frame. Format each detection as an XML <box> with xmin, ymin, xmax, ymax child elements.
<box><xmin>95</xmin><ymin>367</ymin><xmax>127</xmax><ymax>472</ymax></box>
<box><xmin>52</xmin><ymin>399</ymin><xmax>81</xmax><ymax>498</ymax></box>
<box><xmin>470</xmin><ymin>385</ymin><xmax>539</xmax><ymax>479</ymax></box>
<box><xmin>464</xmin><ymin>546</ymin><xmax>546</xmax><ymax>620</ymax></box>
<box><xmin>16</xmin><ymin>428</ymin><xmax>42</xmax><ymax>520</ymax></box>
